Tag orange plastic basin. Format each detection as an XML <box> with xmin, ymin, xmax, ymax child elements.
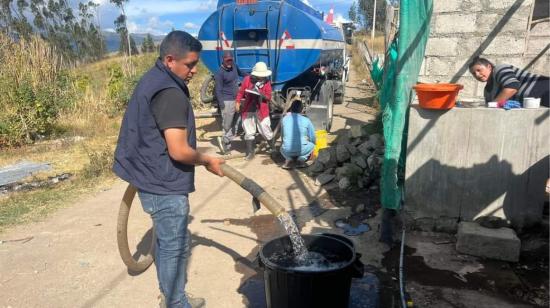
<box><xmin>413</xmin><ymin>83</ymin><xmax>464</xmax><ymax>110</ymax></box>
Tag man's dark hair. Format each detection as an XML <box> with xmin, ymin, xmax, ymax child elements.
<box><xmin>290</xmin><ymin>100</ymin><xmax>303</xmax><ymax>113</ymax></box>
<box><xmin>159</xmin><ymin>30</ymin><xmax>202</xmax><ymax>59</ymax></box>
<box><xmin>468</xmin><ymin>56</ymin><xmax>494</xmax><ymax>70</ymax></box>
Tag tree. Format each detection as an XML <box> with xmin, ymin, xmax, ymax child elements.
<box><xmin>0</xmin><ymin>0</ymin><xmax>106</xmax><ymax>62</ymax></box>
<box><xmin>129</xmin><ymin>34</ymin><xmax>138</xmax><ymax>55</ymax></box>
<box><xmin>141</xmin><ymin>33</ymin><xmax>155</xmax><ymax>53</ymax></box>
<box><xmin>110</xmin><ymin>0</ymin><xmax>132</xmax><ymax>58</ymax></box>
<box><xmin>114</xmin><ymin>14</ymin><xmax>137</xmax><ymax>56</ymax></box>
<box><xmin>348</xmin><ymin>1</ymin><xmax>358</xmax><ymax>25</ymax></box>
<box><xmin>357</xmin><ymin>0</ymin><xmax>386</xmax><ymax>31</ymax></box>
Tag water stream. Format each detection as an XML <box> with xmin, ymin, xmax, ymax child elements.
<box><xmin>277</xmin><ymin>213</ymin><xmax>309</xmax><ymax>258</ymax></box>
<box><xmin>276</xmin><ymin>213</ymin><xmax>340</xmax><ymax>270</ymax></box>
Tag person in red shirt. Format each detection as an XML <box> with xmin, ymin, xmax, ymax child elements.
<box><xmin>235</xmin><ymin>62</ymin><xmax>275</xmax><ymax>160</ymax></box>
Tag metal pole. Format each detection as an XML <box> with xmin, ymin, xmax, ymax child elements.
<box><xmin>371</xmin><ymin>0</ymin><xmax>377</xmax><ymax>53</ymax></box>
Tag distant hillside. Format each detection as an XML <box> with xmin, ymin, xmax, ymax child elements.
<box><xmin>102</xmin><ymin>31</ymin><xmax>165</xmax><ymax>53</ymax></box>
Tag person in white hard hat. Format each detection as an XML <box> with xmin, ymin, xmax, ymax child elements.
<box><xmin>235</xmin><ymin>62</ymin><xmax>275</xmax><ymax>160</ymax></box>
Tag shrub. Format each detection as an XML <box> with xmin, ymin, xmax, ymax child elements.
<box><xmin>82</xmin><ymin>146</ymin><xmax>114</xmax><ymax>178</ymax></box>
<box><xmin>0</xmin><ymin>34</ymin><xmax>75</xmax><ymax>146</ymax></box>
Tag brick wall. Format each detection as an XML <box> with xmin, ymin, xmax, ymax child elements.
<box><xmin>418</xmin><ymin>0</ymin><xmax>550</xmax><ymax>100</ymax></box>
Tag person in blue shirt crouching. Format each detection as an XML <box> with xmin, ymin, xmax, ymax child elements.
<box><xmin>280</xmin><ymin>100</ymin><xmax>316</xmax><ymax>169</ymax></box>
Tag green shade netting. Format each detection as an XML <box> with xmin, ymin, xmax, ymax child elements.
<box><xmin>375</xmin><ymin>0</ymin><xmax>433</xmax><ymax>210</ymax></box>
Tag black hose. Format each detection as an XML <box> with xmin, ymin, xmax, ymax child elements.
<box><xmin>399</xmin><ymin>226</ymin><xmax>407</xmax><ymax>308</ymax></box>
<box><xmin>116</xmin><ymin>184</ymin><xmax>155</xmax><ymax>273</ymax></box>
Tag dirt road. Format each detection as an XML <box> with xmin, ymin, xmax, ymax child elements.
<box><xmin>0</xmin><ymin>68</ymin><xmax>381</xmax><ymax>308</ymax></box>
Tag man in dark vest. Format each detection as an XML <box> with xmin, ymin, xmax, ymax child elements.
<box><xmin>113</xmin><ymin>31</ymin><xmax>224</xmax><ymax>308</ymax></box>
<box><xmin>214</xmin><ymin>51</ymin><xmax>245</xmax><ymax>154</ymax></box>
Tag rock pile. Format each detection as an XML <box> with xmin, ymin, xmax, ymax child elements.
<box><xmin>309</xmin><ymin>126</ymin><xmax>384</xmax><ymax>191</ymax></box>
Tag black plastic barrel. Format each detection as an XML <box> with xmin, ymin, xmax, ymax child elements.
<box><xmin>259</xmin><ymin>233</ymin><xmax>364</xmax><ymax>308</ymax></box>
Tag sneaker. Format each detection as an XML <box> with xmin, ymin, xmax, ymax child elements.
<box><xmin>158</xmin><ymin>293</ymin><xmax>205</xmax><ymax>308</ymax></box>
<box><xmin>295</xmin><ymin>160</ymin><xmax>308</xmax><ymax>169</ymax></box>
<box><xmin>186</xmin><ymin>293</ymin><xmax>206</xmax><ymax>308</ymax></box>
<box><xmin>158</xmin><ymin>294</ymin><xmax>166</xmax><ymax>308</ymax></box>
<box><xmin>222</xmin><ymin>143</ymin><xmax>231</xmax><ymax>154</ymax></box>
<box><xmin>282</xmin><ymin>159</ymin><xmax>293</xmax><ymax>169</ymax></box>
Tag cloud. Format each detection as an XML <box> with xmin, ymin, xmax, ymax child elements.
<box><xmin>148</xmin><ymin>16</ymin><xmax>174</xmax><ymax>29</ymax></box>
<box><xmin>90</xmin><ymin>0</ymin><xmax>110</xmax><ymax>5</ymax></box>
<box><xmin>183</xmin><ymin>22</ymin><xmax>199</xmax><ymax>30</ymax></box>
<box><xmin>124</xmin><ymin>0</ymin><xmax>217</xmax><ymax>17</ymax></box>
<box><xmin>124</xmin><ymin>17</ymin><xmax>174</xmax><ymax>35</ymax></box>
<box><xmin>127</xmin><ymin>21</ymin><xmax>139</xmax><ymax>33</ymax></box>
<box><xmin>334</xmin><ymin>13</ymin><xmax>350</xmax><ymax>24</ymax></box>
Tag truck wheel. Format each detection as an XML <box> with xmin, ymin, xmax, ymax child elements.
<box><xmin>307</xmin><ymin>81</ymin><xmax>334</xmax><ymax>132</ymax></box>
<box><xmin>319</xmin><ymin>81</ymin><xmax>334</xmax><ymax>132</ymax></box>
<box><xmin>200</xmin><ymin>75</ymin><xmax>216</xmax><ymax>104</ymax></box>
<box><xmin>334</xmin><ymin>86</ymin><xmax>345</xmax><ymax>104</ymax></box>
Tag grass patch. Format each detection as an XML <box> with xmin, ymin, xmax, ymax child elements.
<box><xmin>0</xmin><ymin>53</ymin><xmax>210</xmax><ymax>232</ymax></box>
<box><xmin>0</xmin><ymin>176</ymin><xmax>117</xmax><ymax>233</ymax></box>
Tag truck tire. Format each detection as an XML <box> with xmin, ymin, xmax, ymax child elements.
<box><xmin>334</xmin><ymin>85</ymin><xmax>345</xmax><ymax>105</ymax></box>
<box><xmin>200</xmin><ymin>74</ymin><xmax>216</xmax><ymax>104</ymax></box>
<box><xmin>306</xmin><ymin>80</ymin><xmax>334</xmax><ymax>132</ymax></box>
<box><xmin>117</xmin><ymin>184</ymin><xmax>155</xmax><ymax>273</ymax></box>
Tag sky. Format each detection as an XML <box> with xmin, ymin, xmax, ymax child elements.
<box><xmin>91</xmin><ymin>0</ymin><xmax>355</xmax><ymax>36</ymax></box>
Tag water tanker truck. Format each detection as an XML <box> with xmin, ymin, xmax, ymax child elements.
<box><xmin>198</xmin><ymin>0</ymin><xmax>350</xmax><ymax>132</ymax></box>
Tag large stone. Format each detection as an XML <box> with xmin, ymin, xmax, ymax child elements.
<box><xmin>308</xmin><ymin>160</ymin><xmax>325</xmax><ymax>173</ymax></box>
<box><xmin>351</xmin><ymin>138</ymin><xmax>363</xmax><ymax>146</ymax></box>
<box><xmin>315</xmin><ymin>173</ymin><xmax>336</xmax><ymax>186</ymax></box>
<box><xmin>338</xmin><ymin>177</ymin><xmax>351</xmax><ymax>190</ymax></box>
<box><xmin>351</xmin><ymin>155</ymin><xmax>367</xmax><ymax>169</ymax></box>
<box><xmin>317</xmin><ymin>148</ymin><xmax>331</xmax><ymax>164</ymax></box>
<box><xmin>357</xmin><ymin>142</ymin><xmax>372</xmax><ymax>156</ymax></box>
<box><xmin>345</xmin><ymin>144</ymin><xmax>358</xmax><ymax>156</ymax></box>
<box><xmin>366</xmin><ymin>134</ymin><xmax>384</xmax><ymax>150</ymax></box>
<box><xmin>336</xmin><ymin>163</ymin><xmax>363</xmax><ymax>180</ymax></box>
<box><xmin>336</xmin><ymin>144</ymin><xmax>351</xmax><ymax>163</ymax></box>
<box><xmin>349</xmin><ymin>125</ymin><xmax>363</xmax><ymax>139</ymax></box>
<box><xmin>456</xmin><ymin>222</ymin><xmax>520</xmax><ymax>262</ymax></box>
<box><xmin>337</xmin><ymin>135</ymin><xmax>350</xmax><ymax>146</ymax></box>
<box><xmin>317</xmin><ymin>148</ymin><xmax>337</xmax><ymax>168</ymax></box>
<box><xmin>367</xmin><ymin>155</ymin><xmax>383</xmax><ymax>170</ymax></box>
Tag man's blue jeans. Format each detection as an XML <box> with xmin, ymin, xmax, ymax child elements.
<box><xmin>138</xmin><ymin>191</ymin><xmax>192</xmax><ymax>308</ymax></box>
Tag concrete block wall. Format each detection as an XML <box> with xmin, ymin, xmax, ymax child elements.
<box><xmin>418</xmin><ymin>0</ymin><xmax>550</xmax><ymax>100</ymax></box>
<box><xmin>405</xmin><ymin>106</ymin><xmax>549</xmax><ymax>233</ymax></box>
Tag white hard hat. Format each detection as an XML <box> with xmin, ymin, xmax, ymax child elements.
<box><xmin>251</xmin><ymin>62</ymin><xmax>272</xmax><ymax>77</ymax></box>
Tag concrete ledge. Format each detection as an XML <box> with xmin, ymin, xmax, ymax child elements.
<box><xmin>456</xmin><ymin>222</ymin><xmax>520</xmax><ymax>262</ymax></box>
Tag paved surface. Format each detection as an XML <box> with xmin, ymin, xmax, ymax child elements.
<box><xmin>0</xmin><ymin>68</ymin><xmax>382</xmax><ymax>308</ymax></box>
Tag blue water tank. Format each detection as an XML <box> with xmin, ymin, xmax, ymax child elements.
<box><xmin>198</xmin><ymin>0</ymin><xmax>345</xmax><ymax>90</ymax></box>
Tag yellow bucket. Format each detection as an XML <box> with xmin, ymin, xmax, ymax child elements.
<box><xmin>313</xmin><ymin>130</ymin><xmax>328</xmax><ymax>157</ymax></box>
